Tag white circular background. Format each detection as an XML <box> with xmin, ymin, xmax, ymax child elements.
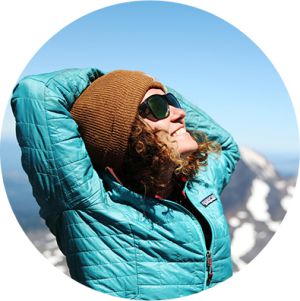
<box><xmin>0</xmin><ymin>1</ymin><xmax>299</xmax><ymax>300</ymax></box>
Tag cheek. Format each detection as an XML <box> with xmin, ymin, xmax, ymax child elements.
<box><xmin>146</xmin><ymin>120</ymin><xmax>171</xmax><ymax>133</ymax></box>
<box><xmin>142</xmin><ymin>118</ymin><xmax>173</xmax><ymax>144</ymax></box>
<box><xmin>155</xmin><ymin>131</ymin><xmax>178</xmax><ymax>153</ymax></box>
<box><xmin>155</xmin><ymin>120</ymin><xmax>171</xmax><ymax>133</ymax></box>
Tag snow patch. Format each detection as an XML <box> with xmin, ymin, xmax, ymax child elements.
<box><xmin>237</xmin><ymin>211</ymin><xmax>248</xmax><ymax>219</ymax></box>
<box><xmin>240</xmin><ymin>147</ymin><xmax>277</xmax><ymax>179</ymax></box>
<box><xmin>268</xmin><ymin>220</ymin><xmax>281</xmax><ymax>232</ymax></box>
<box><xmin>275</xmin><ymin>180</ymin><xmax>287</xmax><ymax>190</ymax></box>
<box><xmin>246</xmin><ymin>178</ymin><xmax>281</xmax><ymax>232</ymax></box>
<box><xmin>46</xmin><ymin>232</ymin><xmax>55</xmax><ymax>240</ymax></box>
<box><xmin>45</xmin><ymin>253</ymin><xmax>64</xmax><ymax>265</ymax></box>
<box><xmin>45</xmin><ymin>240</ymin><xmax>59</xmax><ymax>249</ymax></box>
<box><xmin>231</xmin><ymin>222</ymin><xmax>256</xmax><ymax>270</ymax></box>
<box><xmin>281</xmin><ymin>185</ymin><xmax>295</xmax><ymax>211</ymax></box>
<box><xmin>240</xmin><ymin>147</ymin><xmax>268</xmax><ymax>168</ymax></box>
<box><xmin>247</xmin><ymin>179</ymin><xmax>270</xmax><ymax>222</ymax></box>
<box><xmin>229</xmin><ymin>217</ymin><xmax>241</xmax><ymax>227</ymax></box>
<box><xmin>287</xmin><ymin>185</ymin><xmax>295</xmax><ymax>195</ymax></box>
<box><xmin>281</xmin><ymin>195</ymin><xmax>292</xmax><ymax>211</ymax></box>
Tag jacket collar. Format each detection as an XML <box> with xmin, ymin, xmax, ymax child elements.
<box><xmin>99</xmin><ymin>167</ymin><xmax>189</xmax><ymax>210</ymax></box>
<box><xmin>99</xmin><ymin>167</ymin><xmax>155</xmax><ymax>210</ymax></box>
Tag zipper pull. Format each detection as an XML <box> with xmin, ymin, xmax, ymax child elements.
<box><xmin>206</xmin><ymin>250</ymin><xmax>213</xmax><ymax>286</ymax></box>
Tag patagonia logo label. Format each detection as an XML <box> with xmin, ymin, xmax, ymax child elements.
<box><xmin>201</xmin><ymin>194</ymin><xmax>217</xmax><ymax>207</ymax></box>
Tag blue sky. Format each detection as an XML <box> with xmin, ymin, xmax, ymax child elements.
<box><xmin>1</xmin><ymin>0</ymin><xmax>299</xmax><ymax>157</ymax></box>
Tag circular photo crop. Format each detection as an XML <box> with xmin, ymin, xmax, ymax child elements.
<box><xmin>1</xmin><ymin>1</ymin><xmax>299</xmax><ymax>300</ymax></box>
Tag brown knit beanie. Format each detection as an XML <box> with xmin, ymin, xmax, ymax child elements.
<box><xmin>70</xmin><ymin>70</ymin><xmax>166</xmax><ymax>174</ymax></box>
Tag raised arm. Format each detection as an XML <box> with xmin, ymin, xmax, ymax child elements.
<box><xmin>11</xmin><ymin>68</ymin><xmax>108</xmax><ymax>233</ymax></box>
<box><xmin>166</xmin><ymin>86</ymin><xmax>240</xmax><ymax>194</ymax></box>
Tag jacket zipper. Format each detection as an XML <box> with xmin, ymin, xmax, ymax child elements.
<box><xmin>206</xmin><ymin>250</ymin><xmax>213</xmax><ymax>286</ymax></box>
<box><xmin>154</xmin><ymin>193</ymin><xmax>214</xmax><ymax>287</ymax></box>
<box><xmin>184</xmin><ymin>189</ymin><xmax>214</xmax><ymax>287</ymax></box>
<box><xmin>185</xmin><ymin>190</ymin><xmax>214</xmax><ymax>287</ymax></box>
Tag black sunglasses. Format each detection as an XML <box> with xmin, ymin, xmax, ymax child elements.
<box><xmin>138</xmin><ymin>93</ymin><xmax>182</xmax><ymax>120</ymax></box>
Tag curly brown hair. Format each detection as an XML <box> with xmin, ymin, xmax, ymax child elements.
<box><xmin>118</xmin><ymin>115</ymin><xmax>221</xmax><ymax>198</ymax></box>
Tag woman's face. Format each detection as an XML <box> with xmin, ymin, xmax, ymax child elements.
<box><xmin>141</xmin><ymin>88</ymin><xmax>199</xmax><ymax>157</ymax></box>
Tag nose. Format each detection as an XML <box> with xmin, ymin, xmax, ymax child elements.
<box><xmin>169</xmin><ymin>105</ymin><xmax>186</xmax><ymax>122</ymax></box>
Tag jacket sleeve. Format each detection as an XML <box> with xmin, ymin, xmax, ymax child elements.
<box><xmin>166</xmin><ymin>86</ymin><xmax>240</xmax><ymax>194</ymax></box>
<box><xmin>10</xmin><ymin>68</ymin><xmax>107</xmax><ymax>231</ymax></box>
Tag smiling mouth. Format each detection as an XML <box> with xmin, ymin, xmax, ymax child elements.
<box><xmin>171</xmin><ymin>127</ymin><xmax>187</xmax><ymax>137</ymax></box>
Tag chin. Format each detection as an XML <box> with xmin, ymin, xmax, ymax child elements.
<box><xmin>179</xmin><ymin>141</ymin><xmax>199</xmax><ymax>156</ymax></box>
<box><xmin>171</xmin><ymin>134</ymin><xmax>199</xmax><ymax>158</ymax></box>
<box><xmin>179</xmin><ymin>146</ymin><xmax>198</xmax><ymax>158</ymax></box>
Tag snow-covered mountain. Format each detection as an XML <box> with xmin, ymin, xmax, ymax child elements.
<box><xmin>222</xmin><ymin>147</ymin><xmax>296</xmax><ymax>271</ymax></box>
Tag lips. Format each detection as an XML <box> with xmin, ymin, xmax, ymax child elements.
<box><xmin>171</xmin><ymin>127</ymin><xmax>187</xmax><ymax>137</ymax></box>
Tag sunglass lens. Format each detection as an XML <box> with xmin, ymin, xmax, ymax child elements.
<box><xmin>166</xmin><ymin>93</ymin><xmax>181</xmax><ymax>108</ymax></box>
<box><xmin>148</xmin><ymin>96</ymin><xmax>169</xmax><ymax>119</ymax></box>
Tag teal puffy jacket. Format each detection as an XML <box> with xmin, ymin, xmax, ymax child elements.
<box><xmin>11</xmin><ymin>68</ymin><xmax>240</xmax><ymax>300</ymax></box>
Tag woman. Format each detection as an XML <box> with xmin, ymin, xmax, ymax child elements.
<box><xmin>11</xmin><ymin>68</ymin><xmax>240</xmax><ymax>300</ymax></box>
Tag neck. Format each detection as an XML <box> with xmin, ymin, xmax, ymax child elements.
<box><xmin>110</xmin><ymin>162</ymin><xmax>179</xmax><ymax>199</ymax></box>
<box><xmin>154</xmin><ymin>165</ymin><xmax>177</xmax><ymax>199</ymax></box>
